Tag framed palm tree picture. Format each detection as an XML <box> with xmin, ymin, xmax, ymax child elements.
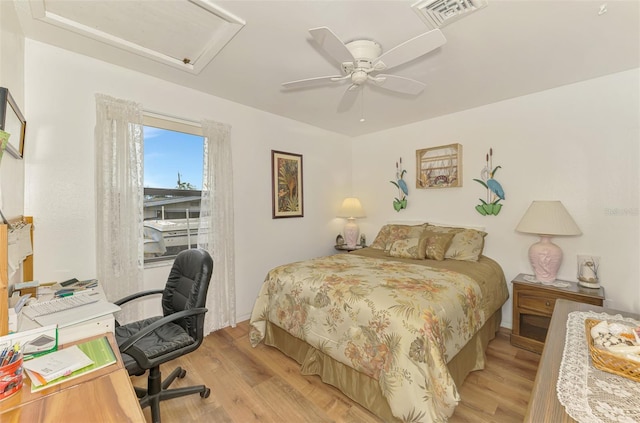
<box><xmin>271</xmin><ymin>150</ymin><xmax>304</xmax><ymax>218</ymax></box>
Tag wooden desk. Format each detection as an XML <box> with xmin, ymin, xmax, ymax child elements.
<box><xmin>0</xmin><ymin>332</ymin><xmax>145</xmax><ymax>422</ymax></box>
<box><xmin>524</xmin><ymin>299</ymin><xmax>640</xmax><ymax>422</ymax></box>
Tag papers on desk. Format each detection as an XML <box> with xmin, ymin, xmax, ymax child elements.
<box><xmin>24</xmin><ymin>345</ymin><xmax>93</xmax><ymax>384</ymax></box>
<box><xmin>7</xmin><ymin>222</ymin><xmax>32</xmax><ymax>279</ymax></box>
<box><xmin>25</xmin><ymin>336</ymin><xmax>117</xmax><ymax>392</ymax></box>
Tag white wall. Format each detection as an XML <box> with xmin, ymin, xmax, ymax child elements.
<box><xmin>0</xmin><ymin>0</ymin><xmax>26</xmax><ymax>221</ymax></box>
<box><xmin>352</xmin><ymin>69</ymin><xmax>640</xmax><ymax>327</ymax></box>
<box><xmin>23</xmin><ymin>40</ymin><xmax>352</xmax><ymax>321</ymax></box>
<box><xmin>17</xmin><ymin>40</ymin><xmax>640</xmax><ymax>327</ymax></box>
<box><xmin>0</xmin><ymin>0</ymin><xmax>27</xmax><ymax>288</ymax></box>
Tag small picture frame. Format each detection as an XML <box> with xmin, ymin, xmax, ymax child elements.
<box><xmin>577</xmin><ymin>255</ymin><xmax>600</xmax><ymax>288</ymax></box>
<box><xmin>416</xmin><ymin>143</ymin><xmax>462</xmax><ymax>189</ymax></box>
<box><xmin>271</xmin><ymin>150</ymin><xmax>303</xmax><ymax>218</ymax></box>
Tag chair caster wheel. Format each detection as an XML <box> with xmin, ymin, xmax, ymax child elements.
<box><xmin>178</xmin><ymin>369</ymin><xmax>187</xmax><ymax>379</ymax></box>
<box><xmin>201</xmin><ymin>387</ymin><xmax>210</xmax><ymax>398</ymax></box>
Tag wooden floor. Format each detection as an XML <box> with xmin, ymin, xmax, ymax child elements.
<box><xmin>131</xmin><ymin>321</ymin><xmax>540</xmax><ymax>422</ymax></box>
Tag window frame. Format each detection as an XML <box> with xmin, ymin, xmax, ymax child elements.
<box><xmin>142</xmin><ymin>112</ymin><xmax>204</xmax><ymax>265</ymax></box>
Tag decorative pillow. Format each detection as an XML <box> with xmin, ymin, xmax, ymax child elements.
<box><xmin>428</xmin><ymin>225</ymin><xmax>487</xmax><ymax>261</ymax></box>
<box><xmin>422</xmin><ymin>231</ymin><xmax>455</xmax><ymax>261</ymax></box>
<box><xmin>369</xmin><ymin>225</ymin><xmax>392</xmax><ymax>250</ymax></box>
<box><xmin>388</xmin><ymin>236</ymin><xmax>428</xmax><ymax>260</ymax></box>
<box><xmin>383</xmin><ymin>224</ymin><xmax>429</xmax><ymax>252</ymax></box>
<box><xmin>369</xmin><ymin>224</ymin><xmax>428</xmax><ymax>251</ymax></box>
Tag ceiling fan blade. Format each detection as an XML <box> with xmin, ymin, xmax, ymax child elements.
<box><xmin>374</xmin><ymin>29</ymin><xmax>446</xmax><ymax>71</ymax></box>
<box><xmin>309</xmin><ymin>27</ymin><xmax>354</xmax><ymax>66</ymax></box>
<box><xmin>337</xmin><ymin>84</ymin><xmax>361</xmax><ymax>113</ymax></box>
<box><xmin>282</xmin><ymin>75</ymin><xmax>344</xmax><ymax>89</ymax></box>
<box><xmin>371</xmin><ymin>74</ymin><xmax>426</xmax><ymax>95</ymax></box>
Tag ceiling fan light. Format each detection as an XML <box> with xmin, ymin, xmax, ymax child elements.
<box><xmin>351</xmin><ymin>70</ymin><xmax>368</xmax><ymax>85</ymax></box>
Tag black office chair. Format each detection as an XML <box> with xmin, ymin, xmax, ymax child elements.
<box><xmin>114</xmin><ymin>248</ymin><xmax>213</xmax><ymax>423</ymax></box>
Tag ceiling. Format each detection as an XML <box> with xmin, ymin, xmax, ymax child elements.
<box><xmin>13</xmin><ymin>0</ymin><xmax>640</xmax><ymax>137</ymax></box>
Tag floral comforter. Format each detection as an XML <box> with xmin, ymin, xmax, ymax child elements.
<box><xmin>249</xmin><ymin>251</ymin><xmax>507</xmax><ymax>422</ymax></box>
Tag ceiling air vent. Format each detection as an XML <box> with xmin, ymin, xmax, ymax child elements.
<box><xmin>412</xmin><ymin>0</ymin><xmax>488</xmax><ymax>29</ymax></box>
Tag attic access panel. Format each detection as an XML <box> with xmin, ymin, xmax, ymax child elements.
<box><xmin>29</xmin><ymin>0</ymin><xmax>245</xmax><ymax>74</ymax></box>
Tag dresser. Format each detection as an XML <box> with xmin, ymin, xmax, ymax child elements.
<box><xmin>524</xmin><ymin>299</ymin><xmax>640</xmax><ymax>422</ymax></box>
<box><xmin>510</xmin><ymin>273</ymin><xmax>604</xmax><ymax>353</ymax></box>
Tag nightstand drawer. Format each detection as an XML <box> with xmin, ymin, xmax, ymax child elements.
<box><xmin>518</xmin><ymin>294</ymin><xmax>555</xmax><ymax>315</ymax></box>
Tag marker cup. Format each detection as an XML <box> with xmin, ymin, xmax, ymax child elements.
<box><xmin>0</xmin><ymin>353</ymin><xmax>24</xmax><ymax>400</ymax></box>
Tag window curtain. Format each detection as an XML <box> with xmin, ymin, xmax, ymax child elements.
<box><xmin>198</xmin><ymin>120</ymin><xmax>236</xmax><ymax>334</ymax></box>
<box><xmin>94</xmin><ymin>94</ymin><xmax>144</xmax><ymax>324</ymax></box>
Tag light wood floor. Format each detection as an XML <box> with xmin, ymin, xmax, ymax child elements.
<box><xmin>131</xmin><ymin>321</ymin><xmax>540</xmax><ymax>422</ymax></box>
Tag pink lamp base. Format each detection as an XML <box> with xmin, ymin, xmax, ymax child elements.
<box><xmin>343</xmin><ymin>218</ymin><xmax>359</xmax><ymax>248</ymax></box>
<box><xmin>528</xmin><ymin>236</ymin><xmax>563</xmax><ymax>284</ymax></box>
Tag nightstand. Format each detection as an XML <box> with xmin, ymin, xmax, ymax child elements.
<box><xmin>334</xmin><ymin>245</ymin><xmax>363</xmax><ymax>253</ymax></box>
<box><xmin>510</xmin><ymin>273</ymin><xmax>604</xmax><ymax>353</ymax></box>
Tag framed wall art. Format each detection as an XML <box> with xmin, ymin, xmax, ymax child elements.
<box><xmin>0</xmin><ymin>87</ymin><xmax>27</xmax><ymax>159</ymax></box>
<box><xmin>271</xmin><ymin>150</ymin><xmax>304</xmax><ymax>218</ymax></box>
<box><xmin>416</xmin><ymin>143</ymin><xmax>462</xmax><ymax>189</ymax></box>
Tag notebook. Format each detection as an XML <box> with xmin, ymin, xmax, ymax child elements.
<box><xmin>26</xmin><ymin>336</ymin><xmax>117</xmax><ymax>392</ymax></box>
<box><xmin>24</xmin><ymin>344</ymin><xmax>94</xmax><ymax>383</ymax></box>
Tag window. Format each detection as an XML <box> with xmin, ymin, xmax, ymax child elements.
<box><xmin>143</xmin><ymin>114</ymin><xmax>204</xmax><ymax>262</ymax></box>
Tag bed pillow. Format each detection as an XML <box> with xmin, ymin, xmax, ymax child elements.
<box><xmin>422</xmin><ymin>230</ymin><xmax>455</xmax><ymax>261</ymax></box>
<box><xmin>428</xmin><ymin>225</ymin><xmax>487</xmax><ymax>261</ymax></box>
<box><xmin>369</xmin><ymin>223</ymin><xmax>429</xmax><ymax>251</ymax></box>
<box><xmin>388</xmin><ymin>236</ymin><xmax>429</xmax><ymax>260</ymax></box>
<box><xmin>369</xmin><ymin>225</ymin><xmax>392</xmax><ymax>250</ymax></box>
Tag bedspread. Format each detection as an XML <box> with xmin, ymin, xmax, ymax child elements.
<box><xmin>250</xmin><ymin>252</ymin><xmax>508</xmax><ymax>422</ymax></box>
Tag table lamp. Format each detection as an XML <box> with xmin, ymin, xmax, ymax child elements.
<box><xmin>515</xmin><ymin>201</ymin><xmax>581</xmax><ymax>284</ymax></box>
<box><xmin>337</xmin><ymin>197</ymin><xmax>366</xmax><ymax>248</ymax></box>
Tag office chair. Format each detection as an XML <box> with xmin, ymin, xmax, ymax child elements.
<box><xmin>114</xmin><ymin>248</ymin><xmax>213</xmax><ymax>423</ymax></box>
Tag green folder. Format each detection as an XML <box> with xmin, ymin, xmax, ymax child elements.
<box><xmin>29</xmin><ymin>336</ymin><xmax>117</xmax><ymax>392</ymax></box>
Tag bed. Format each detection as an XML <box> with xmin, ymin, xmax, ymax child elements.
<box><xmin>249</xmin><ymin>223</ymin><xmax>509</xmax><ymax>422</ymax></box>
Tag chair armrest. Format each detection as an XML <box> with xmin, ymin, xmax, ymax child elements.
<box><xmin>114</xmin><ymin>289</ymin><xmax>164</xmax><ymax>306</ymax></box>
<box><xmin>118</xmin><ymin>307</ymin><xmax>208</xmax><ymax>353</ymax></box>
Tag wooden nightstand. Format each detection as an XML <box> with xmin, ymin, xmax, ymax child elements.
<box><xmin>510</xmin><ymin>273</ymin><xmax>604</xmax><ymax>354</ymax></box>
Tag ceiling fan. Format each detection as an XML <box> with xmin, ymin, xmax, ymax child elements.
<box><xmin>282</xmin><ymin>27</ymin><xmax>446</xmax><ymax>111</ymax></box>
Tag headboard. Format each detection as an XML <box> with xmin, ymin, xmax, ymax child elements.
<box><xmin>0</xmin><ymin>216</ymin><xmax>34</xmax><ymax>335</ymax></box>
<box><xmin>387</xmin><ymin>220</ymin><xmax>485</xmax><ymax>231</ymax></box>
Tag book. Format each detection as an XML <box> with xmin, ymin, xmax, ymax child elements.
<box><xmin>24</xmin><ymin>344</ymin><xmax>93</xmax><ymax>384</ymax></box>
<box><xmin>26</xmin><ymin>336</ymin><xmax>117</xmax><ymax>392</ymax></box>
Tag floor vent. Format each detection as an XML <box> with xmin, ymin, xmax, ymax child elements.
<box><xmin>412</xmin><ymin>0</ymin><xmax>488</xmax><ymax>29</ymax></box>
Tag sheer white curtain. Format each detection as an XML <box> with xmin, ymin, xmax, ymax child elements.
<box><xmin>94</xmin><ymin>94</ymin><xmax>144</xmax><ymax>323</ymax></box>
<box><xmin>198</xmin><ymin>120</ymin><xmax>236</xmax><ymax>334</ymax></box>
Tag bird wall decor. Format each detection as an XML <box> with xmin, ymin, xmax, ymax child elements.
<box><xmin>390</xmin><ymin>157</ymin><xmax>408</xmax><ymax>212</ymax></box>
<box><xmin>473</xmin><ymin>148</ymin><xmax>505</xmax><ymax>216</ymax></box>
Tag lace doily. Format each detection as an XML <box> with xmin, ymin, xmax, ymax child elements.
<box><xmin>557</xmin><ymin>311</ymin><xmax>640</xmax><ymax>423</ymax></box>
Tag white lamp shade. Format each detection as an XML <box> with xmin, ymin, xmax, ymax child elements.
<box><xmin>337</xmin><ymin>198</ymin><xmax>366</xmax><ymax>219</ymax></box>
<box><xmin>516</xmin><ymin>200</ymin><xmax>581</xmax><ymax>283</ymax></box>
<box><xmin>515</xmin><ymin>201</ymin><xmax>581</xmax><ymax>236</ymax></box>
